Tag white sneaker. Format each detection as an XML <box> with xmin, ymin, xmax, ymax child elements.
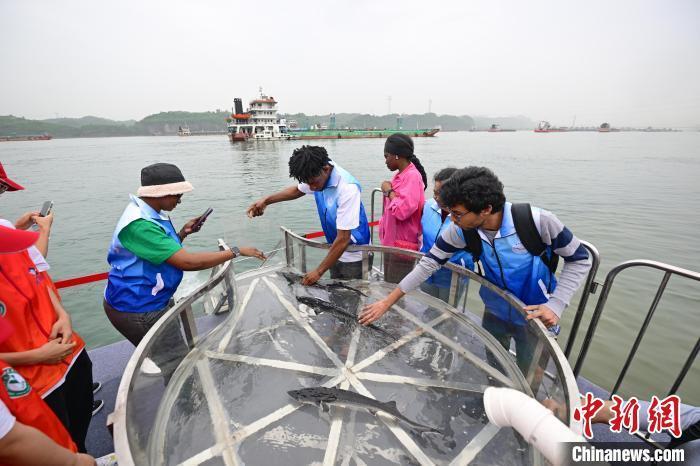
<box><xmin>140</xmin><ymin>357</ymin><xmax>162</xmax><ymax>376</ymax></box>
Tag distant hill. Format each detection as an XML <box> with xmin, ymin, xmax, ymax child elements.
<box><xmin>1</xmin><ymin>111</ymin><xmax>534</xmax><ymax>138</ymax></box>
<box><xmin>138</xmin><ymin>111</ymin><xmax>231</xmax><ymax>135</ymax></box>
<box><xmin>43</xmin><ymin>116</ymin><xmax>136</xmax><ymax>128</ymax></box>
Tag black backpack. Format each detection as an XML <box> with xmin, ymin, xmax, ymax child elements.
<box><xmin>461</xmin><ymin>203</ymin><xmax>559</xmax><ymax>275</ymax></box>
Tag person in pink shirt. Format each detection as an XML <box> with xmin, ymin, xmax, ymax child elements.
<box><xmin>378</xmin><ymin>133</ymin><xmax>428</xmax><ymax>283</ymax></box>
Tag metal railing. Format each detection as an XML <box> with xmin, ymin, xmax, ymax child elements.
<box><xmin>572</xmin><ymin>260</ymin><xmax>700</xmax><ymax>399</ymax></box>
<box><xmin>563</xmin><ymin>241</ymin><xmax>601</xmax><ymax>358</ymax></box>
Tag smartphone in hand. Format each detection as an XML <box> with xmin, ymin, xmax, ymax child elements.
<box><xmin>40</xmin><ymin>201</ymin><xmax>53</xmax><ymax>217</ymax></box>
<box><xmin>192</xmin><ymin>207</ymin><xmax>213</xmax><ymax>230</ymax></box>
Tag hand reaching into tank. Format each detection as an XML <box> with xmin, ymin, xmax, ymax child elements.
<box><xmin>358</xmin><ymin>299</ymin><xmax>392</xmax><ymax>325</ymax></box>
<box><xmin>301</xmin><ymin>269</ymin><xmax>322</xmax><ymax>286</ymax></box>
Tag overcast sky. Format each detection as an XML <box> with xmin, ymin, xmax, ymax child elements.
<box><xmin>2</xmin><ymin>0</ymin><xmax>699</xmax><ymax>127</ymax></box>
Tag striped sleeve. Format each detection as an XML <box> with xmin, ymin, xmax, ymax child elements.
<box><xmin>398</xmin><ymin>223</ymin><xmax>466</xmax><ymax>293</ymax></box>
<box><xmin>537</xmin><ymin>209</ymin><xmax>592</xmax><ymax>316</ymax></box>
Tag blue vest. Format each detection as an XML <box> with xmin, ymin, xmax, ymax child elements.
<box><xmin>104</xmin><ymin>195</ymin><xmax>183</xmax><ymax>313</ymax></box>
<box><xmin>421</xmin><ymin>199</ymin><xmax>473</xmax><ymax>288</ymax></box>
<box><xmin>459</xmin><ymin>202</ymin><xmax>557</xmax><ymax>325</ymax></box>
<box><xmin>313</xmin><ymin>164</ymin><xmax>370</xmax><ymax>246</ymax></box>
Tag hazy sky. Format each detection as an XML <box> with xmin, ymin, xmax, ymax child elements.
<box><xmin>2</xmin><ymin>0</ymin><xmax>699</xmax><ymax>127</ymax></box>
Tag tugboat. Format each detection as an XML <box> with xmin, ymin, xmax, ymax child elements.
<box><xmin>226</xmin><ymin>88</ymin><xmax>294</xmax><ymax>142</ymax></box>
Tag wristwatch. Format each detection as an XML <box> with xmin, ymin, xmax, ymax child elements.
<box><xmin>383</xmin><ymin>189</ymin><xmax>394</xmax><ymax>197</ymax></box>
<box><xmin>231</xmin><ymin>246</ymin><xmax>241</xmax><ymax>258</ymax></box>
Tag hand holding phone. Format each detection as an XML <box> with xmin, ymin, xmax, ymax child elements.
<box><xmin>192</xmin><ymin>207</ymin><xmax>213</xmax><ymax>231</ymax></box>
<box><xmin>31</xmin><ymin>201</ymin><xmax>54</xmax><ymax>231</ymax></box>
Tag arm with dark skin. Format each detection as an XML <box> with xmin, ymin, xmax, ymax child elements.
<box><xmin>166</xmin><ymin>247</ymin><xmax>265</xmax><ymax>271</ymax></box>
<box><xmin>167</xmin><ymin>211</ymin><xmax>266</xmax><ymax>270</ymax></box>
<box><xmin>0</xmin><ymin>421</ymin><xmax>96</xmax><ymax>466</ymax></box>
<box><xmin>246</xmin><ymin>185</ymin><xmax>305</xmax><ymax>217</ymax></box>
<box><xmin>302</xmin><ymin>229</ymin><xmax>351</xmax><ymax>285</ymax></box>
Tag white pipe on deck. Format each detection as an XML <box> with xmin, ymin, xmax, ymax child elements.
<box><xmin>483</xmin><ymin>387</ymin><xmax>584</xmax><ymax>466</ymax></box>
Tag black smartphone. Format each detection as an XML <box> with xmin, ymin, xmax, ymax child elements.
<box><xmin>193</xmin><ymin>207</ymin><xmax>213</xmax><ymax>230</ymax></box>
<box><xmin>40</xmin><ymin>201</ymin><xmax>53</xmax><ymax>217</ymax></box>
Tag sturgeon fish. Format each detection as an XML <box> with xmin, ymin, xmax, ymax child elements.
<box><xmin>296</xmin><ymin>295</ymin><xmax>397</xmax><ymax>341</ymax></box>
<box><xmin>288</xmin><ymin>387</ymin><xmax>442</xmax><ymax>434</ymax></box>
<box><xmin>280</xmin><ymin>271</ymin><xmax>368</xmax><ymax>297</ymax></box>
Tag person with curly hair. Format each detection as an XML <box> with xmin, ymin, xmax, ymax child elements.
<box><xmin>361</xmin><ymin>166</ymin><xmax>591</xmax><ymax>370</ymax></box>
<box><xmin>247</xmin><ymin>145</ymin><xmax>370</xmax><ymax>285</ymax></box>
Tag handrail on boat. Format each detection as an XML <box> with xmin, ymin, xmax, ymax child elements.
<box><xmin>572</xmin><ymin>260</ymin><xmax>700</xmax><ymax>401</ymax></box>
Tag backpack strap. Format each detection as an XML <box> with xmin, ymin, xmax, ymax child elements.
<box><xmin>511</xmin><ymin>203</ymin><xmax>559</xmax><ymax>274</ymax></box>
<box><xmin>461</xmin><ymin>228</ymin><xmax>484</xmax><ymax>275</ymax></box>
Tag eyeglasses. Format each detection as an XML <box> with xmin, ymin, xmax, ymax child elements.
<box><xmin>448</xmin><ymin>208</ymin><xmax>470</xmax><ymax>223</ymax></box>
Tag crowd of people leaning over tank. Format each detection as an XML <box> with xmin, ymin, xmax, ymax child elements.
<box><xmin>0</xmin><ymin>132</ymin><xmax>598</xmax><ymax>463</ymax></box>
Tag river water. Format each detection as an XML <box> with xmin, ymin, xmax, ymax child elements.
<box><xmin>1</xmin><ymin>131</ymin><xmax>698</xmax><ymax>403</ymax></box>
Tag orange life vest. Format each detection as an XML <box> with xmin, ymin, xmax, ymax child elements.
<box><xmin>0</xmin><ymin>359</ymin><xmax>77</xmax><ymax>452</ymax></box>
<box><xmin>0</xmin><ymin>251</ymin><xmax>85</xmax><ymax>397</ymax></box>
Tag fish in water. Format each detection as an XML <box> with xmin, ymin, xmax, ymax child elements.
<box><xmin>288</xmin><ymin>387</ymin><xmax>442</xmax><ymax>434</ymax></box>
<box><xmin>296</xmin><ymin>295</ymin><xmax>396</xmax><ymax>341</ymax></box>
<box><xmin>280</xmin><ymin>271</ymin><xmax>368</xmax><ymax>297</ymax></box>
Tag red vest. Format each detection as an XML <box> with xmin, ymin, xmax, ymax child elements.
<box><xmin>0</xmin><ymin>359</ymin><xmax>77</xmax><ymax>452</ymax></box>
<box><xmin>0</xmin><ymin>251</ymin><xmax>85</xmax><ymax>396</ymax></box>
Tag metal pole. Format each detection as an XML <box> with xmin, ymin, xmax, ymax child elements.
<box><xmin>564</xmin><ymin>241</ymin><xmax>600</xmax><ymax>358</ymax></box>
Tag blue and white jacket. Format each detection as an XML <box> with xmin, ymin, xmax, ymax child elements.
<box><xmin>400</xmin><ymin>202</ymin><xmax>591</xmax><ymax>324</ymax></box>
<box><xmin>420</xmin><ymin>198</ymin><xmax>473</xmax><ymax>288</ymax></box>
<box><xmin>105</xmin><ymin>195</ymin><xmax>183</xmax><ymax>313</ymax></box>
<box><xmin>299</xmin><ymin>163</ymin><xmax>370</xmax><ymax>261</ymax></box>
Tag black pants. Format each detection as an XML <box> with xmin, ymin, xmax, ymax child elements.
<box><xmin>44</xmin><ymin>351</ymin><xmax>94</xmax><ymax>453</ymax></box>
<box><xmin>103</xmin><ymin>299</ymin><xmax>189</xmax><ymax>380</ymax></box>
<box><xmin>383</xmin><ymin>254</ymin><xmax>416</xmax><ymax>284</ymax></box>
<box><xmin>329</xmin><ymin>260</ymin><xmax>363</xmax><ymax>280</ymax></box>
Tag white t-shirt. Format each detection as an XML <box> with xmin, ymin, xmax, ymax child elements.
<box><xmin>298</xmin><ymin>179</ymin><xmax>362</xmax><ymax>262</ymax></box>
<box><xmin>0</xmin><ymin>400</ymin><xmax>16</xmax><ymax>440</ymax></box>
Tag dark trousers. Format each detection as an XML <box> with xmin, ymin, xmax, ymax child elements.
<box><xmin>329</xmin><ymin>260</ymin><xmax>363</xmax><ymax>280</ymax></box>
<box><xmin>383</xmin><ymin>254</ymin><xmax>416</xmax><ymax>284</ymax></box>
<box><xmin>44</xmin><ymin>351</ymin><xmax>94</xmax><ymax>453</ymax></box>
<box><xmin>103</xmin><ymin>299</ymin><xmax>189</xmax><ymax>379</ymax></box>
<box><xmin>481</xmin><ymin>310</ymin><xmax>537</xmax><ymax>373</ymax></box>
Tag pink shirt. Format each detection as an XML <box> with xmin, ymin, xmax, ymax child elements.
<box><xmin>379</xmin><ymin>163</ymin><xmax>425</xmax><ymax>248</ymax></box>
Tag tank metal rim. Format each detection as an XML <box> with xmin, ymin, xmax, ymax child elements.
<box><xmin>112</xmin><ymin>228</ymin><xmax>581</xmax><ymax>465</ymax></box>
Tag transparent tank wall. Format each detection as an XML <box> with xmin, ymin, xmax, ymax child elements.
<box><xmin>117</xmin><ymin>233</ymin><xmax>578</xmax><ymax>465</ymax></box>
